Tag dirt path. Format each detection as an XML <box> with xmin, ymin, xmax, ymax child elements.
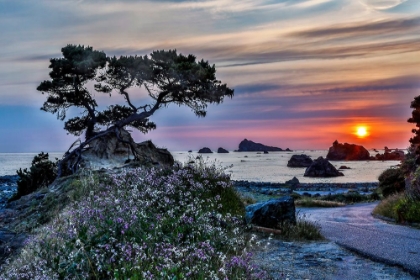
<box><xmin>298</xmin><ymin>202</ymin><xmax>420</xmax><ymax>277</ymax></box>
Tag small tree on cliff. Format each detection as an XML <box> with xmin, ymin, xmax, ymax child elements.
<box><xmin>38</xmin><ymin>45</ymin><xmax>234</xmax><ymax>175</ymax></box>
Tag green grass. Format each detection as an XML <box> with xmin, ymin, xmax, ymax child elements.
<box><xmin>295</xmin><ymin>198</ymin><xmax>345</xmax><ymax>208</ymax></box>
<box><xmin>373</xmin><ymin>192</ymin><xmax>420</xmax><ymax>224</ymax></box>
<box><xmin>275</xmin><ymin>213</ymin><xmax>324</xmax><ymax>241</ymax></box>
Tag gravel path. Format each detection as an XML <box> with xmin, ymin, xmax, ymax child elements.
<box><xmin>299</xmin><ymin>202</ymin><xmax>420</xmax><ymax>277</ymax></box>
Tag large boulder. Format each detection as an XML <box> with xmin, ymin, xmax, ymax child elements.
<box><xmin>238</xmin><ymin>139</ymin><xmax>283</xmax><ymax>152</ymax></box>
<box><xmin>217</xmin><ymin>147</ymin><xmax>229</xmax><ymax>153</ymax></box>
<box><xmin>80</xmin><ymin>129</ymin><xmax>174</xmax><ymax>169</ymax></box>
<box><xmin>245</xmin><ymin>196</ymin><xmax>296</xmax><ymax>228</ymax></box>
<box><xmin>304</xmin><ymin>157</ymin><xmax>344</xmax><ymax>177</ymax></box>
<box><xmin>326</xmin><ymin>140</ymin><xmax>370</xmax><ymax>160</ymax></box>
<box><xmin>198</xmin><ymin>147</ymin><xmax>213</xmax><ymax>153</ymax></box>
<box><xmin>287</xmin><ymin>154</ymin><xmax>313</xmax><ymax>167</ymax></box>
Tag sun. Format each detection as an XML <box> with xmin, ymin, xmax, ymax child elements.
<box><xmin>356</xmin><ymin>126</ymin><xmax>368</xmax><ymax>138</ymax></box>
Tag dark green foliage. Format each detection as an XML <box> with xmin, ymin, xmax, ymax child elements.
<box><xmin>408</xmin><ymin>95</ymin><xmax>420</xmax><ymax>156</ymax></box>
<box><xmin>38</xmin><ymin>45</ymin><xmax>234</xmax><ymax>140</ymax></box>
<box><xmin>10</xmin><ymin>152</ymin><xmax>57</xmax><ymax>202</ymax></box>
<box><xmin>378</xmin><ymin>167</ymin><xmax>405</xmax><ymax>197</ymax></box>
<box><xmin>394</xmin><ymin>195</ymin><xmax>420</xmax><ymax>223</ymax></box>
<box><xmin>37</xmin><ymin>45</ymin><xmax>107</xmax><ymax>139</ymax></box>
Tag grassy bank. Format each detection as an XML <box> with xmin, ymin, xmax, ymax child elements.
<box><xmin>373</xmin><ymin>193</ymin><xmax>420</xmax><ymax>225</ymax></box>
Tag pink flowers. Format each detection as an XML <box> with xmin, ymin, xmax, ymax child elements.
<box><xmin>1</xmin><ymin>160</ymin><xmax>265</xmax><ymax>279</ymax></box>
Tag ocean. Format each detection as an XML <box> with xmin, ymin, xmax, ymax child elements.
<box><xmin>0</xmin><ymin>150</ymin><xmax>400</xmax><ymax>183</ymax></box>
<box><xmin>172</xmin><ymin>150</ymin><xmax>401</xmax><ymax>184</ymax></box>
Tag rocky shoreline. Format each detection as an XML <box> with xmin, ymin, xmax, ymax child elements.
<box><xmin>233</xmin><ymin>180</ymin><xmax>378</xmax><ymax>196</ymax></box>
<box><xmin>0</xmin><ymin>175</ymin><xmax>18</xmax><ymax>208</ymax></box>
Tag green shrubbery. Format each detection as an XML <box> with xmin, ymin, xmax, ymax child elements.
<box><xmin>377</xmin><ymin>167</ymin><xmax>405</xmax><ymax>197</ymax></box>
<box><xmin>9</xmin><ymin>152</ymin><xmax>57</xmax><ymax>202</ymax></box>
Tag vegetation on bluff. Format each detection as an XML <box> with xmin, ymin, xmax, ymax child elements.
<box><xmin>1</xmin><ymin>161</ymin><xmax>269</xmax><ymax>279</ymax></box>
<box><xmin>373</xmin><ymin>95</ymin><xmax>420</xmax><ymax>224</ymax></box>
<box><xmin>9</xmin><ymin>152</ymin><xmax>57</xmax><ymax>202</ymax></box>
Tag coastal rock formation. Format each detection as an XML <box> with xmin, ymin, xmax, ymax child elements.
<box><xmin>238</xmin><ymin>139</ymin><xmax>283</xmax><ymax>152</ymax></box>
<box><xmin>198</xmin><ymin>147</ymin><xmax>213</xmax><ymax>153</ymax></box>
<box><xmin>217</xmin><ymin>147</ymin><xmax>229</xmax><ymax>153</ymax></box>
<box><xmin>326</xmin><ymin>140</ymin><xmax>370</xmax><ymax>161</ymax></box>
<box><xmin>304</xmin><ymin>157</ymin><xmax>344</xmax><ymax>177</ymax></box>
<box><xmin>81</xmin><ymin>129</ymin><xmax>174</xmax><ymax>169</ymax></box>
<box><xmin>287</xmin><ymin>154</ymin><xmax>313</xmax><ymax>167</ymax></box>
<box><xmin>245</xmin><ymin>196</ymin><xmax>296</xmax><ymax>228</ymax></box>
<box><xmin>372</xmin><ymin>149</ymin><xmax>405</xmax><ymax>161</ymax></box>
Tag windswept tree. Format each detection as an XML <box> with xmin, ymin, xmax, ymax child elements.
<box><xmin>38</xmin><ymin>45</ymin><xmax>234</xmax><ymax>175</ymax></box>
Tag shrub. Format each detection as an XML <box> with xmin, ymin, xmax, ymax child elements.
<box><xmin>394</xmin><ymin>195</ymin><xmax>420</xmax><ymax>223</ymax></box>
<box><xmin>373</xmin><ymin>193</ymin><xmax>420</xmax><ymax>224</ymax></box>
<box><xmin>10</xmin><ymin>152</ymin><xmax>57</xmax><ymax>202</ymax></box>
<box><xmin>377</xmin><ymin>167</ymin><xmax>405</xmax><ymax>197</ymax></box>
<box><xmin>1</xmin><ymin>163</ymin><xmax>266</xmax><ymax>279</ymax></box>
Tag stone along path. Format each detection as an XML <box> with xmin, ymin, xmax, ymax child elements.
<box><xmin>299</xmin><ymin>202</ymin><xmax>420</xmax><ymax>277</ymax></box>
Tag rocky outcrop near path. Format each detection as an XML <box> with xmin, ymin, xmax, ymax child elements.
<box><xmin>238</xmin><ymin>139</ymin><xmax>286</xmax><ymax>152</ymax></box>
<box><xmin>287</xmin><ymin>154</ymin><xmax>313</xmax><ymax>167</ymax></box>
<box><xmin>326</xmin><ymin>140</ymin><xmax>370</xmax><ymax>161</ymax></box>
<box><xmin>304</xmin><ymin>157</ymin><xmax>344</xmax><ymax>177</ymax></box>
<box><xmin>245</xmin><ymin>197</ymin><xmax>296</xmax><ymax>228</ymax></box>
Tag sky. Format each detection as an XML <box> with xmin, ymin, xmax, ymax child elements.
<box><xmin>1</xmin><ymin>0</ymin><xmax>420</xmax><ymax>152</ymax></box>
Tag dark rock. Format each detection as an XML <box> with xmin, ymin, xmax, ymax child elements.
<box><xmin>245</xmin><ymin>196</ymin><xmax>296</xmax><ymax>228</ymax></box>
<box><xmin>374</xmin><ymin>150</ymin><xmax>405</xmax><ymax>161</ymax></box>
<box><xmin>285</xmin><ymin>177</ymin><xmax>300</xmax><ymax>188</ymax></box>
<box><xmin>264</xmin><ymin>151</ymin><xmax>269</xmax><ymax>154</ymax></box>
<box><xmin>304</xmin><ymin>157</ymin><xmax>344</xmax><ymax>177</ymax></box>
<box><xmin>238</xmin><ymin>139</ymin><xmax>283</xmax><ymax>152</ymax></box>
<box><xmin>198</xmin><ymin>147</ymin><xmax>213</xmax><ymax>153</ymax></box>
<box><xmin>285</xmin><ymin>148</ymin><xmax>292</xmax><ymax>151</ymax></box>
<box><xmin>287</xmin><ymin>154</ymin><xmax>313</xmax><ymax>167</ymax></box>
<box><xmin>326</xmin><ymin>140</ymin><xmax>370</xmax><ymax>160</ymax></box>
<box><xmin>339</xmin><ymin>166</ymin><xmax>351</xmax><ymax>169</ymax></box>
<box><xmin>217</xmin><ymin>147</ymin><xmax>229</xmax><ymax>153</ymax></box>
<box><xmin>188</xmin><ymin>150</ymin><xmax>192</xmax><ymax>153</ymax></box>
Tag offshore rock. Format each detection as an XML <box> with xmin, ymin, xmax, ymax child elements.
<box><xmin>217</xmin><ymin>147</ymin><xmax>229</xmax><ymax>153</ymax></box>
<box><xmin>287</xmin><ymin>154</ymin><xmax>313</xmax><ymax>167</ymax></box>
<box><xmin>198</xmin><ymin>147</ymin><xmax>213</xmax><ymax>153</ymax></box>
<box><xmin>326</xmin><ymin>140</ymin><xmax>370</xmax><ymax>161</ymax></box>
<box><xmin>238</xmin><ymin>139</ymin><xmax>283</xmax><ymax>152</ymax></box>
<box><xmin>245</xmin><ymin>196</ymin><xmax>296</xmax><ymax>228</ymax></box>
<box><xmin>304</xmin><ymin>157</ymin><xmax>344</xmax><ymax>177</ymax></box>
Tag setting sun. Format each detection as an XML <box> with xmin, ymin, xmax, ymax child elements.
<box><xmin>356</xmin><ymin>126</ymin><xmax>368</xmax><ymax>138</ymax></box>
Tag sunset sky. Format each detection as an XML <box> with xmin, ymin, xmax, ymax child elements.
<box><xmin>1</xmin><ymin>0</ymin><xmax>420</xmax><ymax>152</ymax></box>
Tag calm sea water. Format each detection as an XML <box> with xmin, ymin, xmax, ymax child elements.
<box><xmin>172</xmin><ymin>150</ymin><xmax>401</xmax><ymax>183</ymax></box>
<box><xmin>0</xmin><ymin>151</ymin><xmax>401</xmax><ymax>183</ymax></box>
<box><xmin>0</xmin><ymin>153</ymin><xmax>63</xmax><ymax>177</ymax></box>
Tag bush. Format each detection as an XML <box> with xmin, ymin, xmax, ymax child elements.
<box><xmin>373</xmin><ymin>193</ymin><xmax>420</xmax><ymax>224</ymax></box>
<box><xmin>378</xmin><ymin>167</ymin><xmax>405</xmax><ymax>197</ymax></box>
<box><xmin>9</xmin><ymin>152</ymin><xmax>57</xmax><ymax>202</ymax></box>
<box><xmin>1</xmin><ymin>163</ymin><xmax>266</xmax><ymax>279</ymax></box>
